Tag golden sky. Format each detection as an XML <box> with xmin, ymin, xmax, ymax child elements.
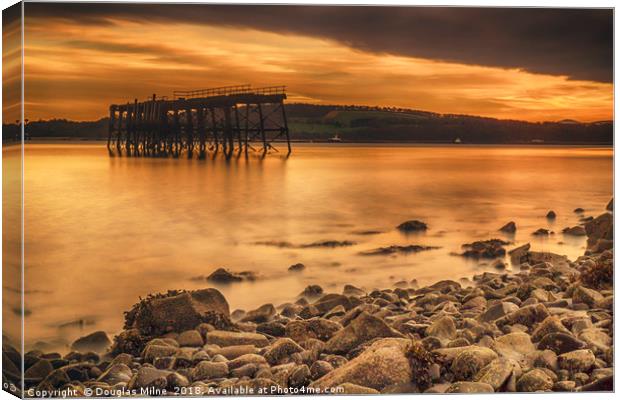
<box><xmin>17</xmin><ymin>15</ymin><xmax>613</xmax><ymax>123</ymax></box>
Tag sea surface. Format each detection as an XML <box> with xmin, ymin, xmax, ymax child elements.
<box><xmin>3</xmin><ymin>143</ymin><xmax>613</xmax><ymax>350</ymax></box>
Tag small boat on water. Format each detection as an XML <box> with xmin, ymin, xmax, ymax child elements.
<box><xmin>329</xmin><ymin>134</ymin><xmax>342</xmax><ymax>143</ymax></box>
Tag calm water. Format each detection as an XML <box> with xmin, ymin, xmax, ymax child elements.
<box><xmin>8</xmin><ymin>144</ymin><xmax>614</xmax><ymax>350</ymax></box>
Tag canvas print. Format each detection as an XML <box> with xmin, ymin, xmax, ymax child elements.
<box><xmin>1</xmin><ymin>1</ymin><xmax>614</xmax><ymax>397</ymax></box>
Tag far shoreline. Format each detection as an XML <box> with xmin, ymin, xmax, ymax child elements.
<box><xmin>3</xmin><ymin>139</ymin><xmax>615</xmax><ymax>148</ymax></box>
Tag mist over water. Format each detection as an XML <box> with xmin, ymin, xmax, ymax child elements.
<box><xmin>15</xmin><ymin>143</ymin><xmax>612</xmax><ymax>350</ymax></box>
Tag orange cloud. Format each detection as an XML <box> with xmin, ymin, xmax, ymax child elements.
<box><xmin>21</xmin><ymin>17</ymin><xmax>613</xmax><ymax>123</ymax></box>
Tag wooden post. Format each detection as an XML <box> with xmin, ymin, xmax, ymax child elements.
<box><xmin>280</xmin><ymin>101</ymin><xmax>291</xmax><ymax>156</ymax></box>
<box><xmin>257</xmin><ymin>103</ymin><xmax>267</xmax><ymax>154</ymax></box>
<box><xmin>107</xmin><ymin>106</ymin><xmax>116</xmax><ymax>152</ymax></box>
<box><xmin>116</xmin><ymin>110</ymin><xmax>124</xmax><ymax>154</ymax></box>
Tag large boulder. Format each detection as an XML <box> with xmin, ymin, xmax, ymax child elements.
<box><xmin>516</xmin><ymin>368</ymin><xmax>553</xmax><ymax>392</ymax></box>
<box><xmin>124</xmin><ymin>289</ymin><xmax>230</xmax><ymax>336</ymax></box>
<box><xmin>557</xmin><ymin>349</ymin><xmax>595</xmax><ymax>372</ymax></box>
<box><xmin>396</xmin><ymin>220</ymin><xmax>428</xmax><ymax>232</ymax></box>
<box><xmin>71</xmin><ymin>331</ymin><xmax>111</xmax><ymax>353</ymax></box>
<box><xmin>310</xmin><ymin>338</ymin><xmax>412</xmax><ymax>391</ymax></box>
<box><xmin>585</xmin><ymin>213</ymin><xmax>613</xmax><ymax>250</ymax></box>
<box><xmin>451</xmin><ymin>346</ymin><xmax>498</xmax><ymax>380</ymax></box>
<box><xmin>324</xmin><ymin>312</ymin><xmax>402</xmax><ymax>355</ymax></box>
<box><xmin>285</xmin><ymin>318</ymin><xmax>342</xmax><ymax>343</ymax></box>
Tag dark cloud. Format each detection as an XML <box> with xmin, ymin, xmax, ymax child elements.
<box><xmin>25</xmin><ymin>4</ymin><xmax>612</xmax><ymax>82</ymax></box>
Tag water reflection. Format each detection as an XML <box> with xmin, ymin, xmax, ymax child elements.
<box><xmin>19</xmin><ymin>143</ymin><xmax>612</xmax><ymax>351</ymax></box>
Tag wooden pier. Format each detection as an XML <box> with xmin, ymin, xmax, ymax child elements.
<box><xmin>107</xmin><ymin>84</ymin><xmax>290</xmax><ymax>158</ymax></box>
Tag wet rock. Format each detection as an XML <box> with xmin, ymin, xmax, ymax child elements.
<box><xmin>339</xmin><ymin>383</ymin><xmax>380</xmax><ymax>394</ymax></box>
<box><xmin>36</xmin><ymin>369</ymin><xmax>70</xmax><ymax>392</ymax></box>
<box><xmin>532</xmin><ymin>349</ymin><xmax>558</xmax><ymax>371</ymax></box>
<box><xmin>285</xmin><ymin>318</ymin><xmax>342</xmax><ymax>343</ymax></box>
<box><xmin>474</xmin><ymin>358</ymin><xmax>514</xmax><ymax>390</ymax></box>
<box><xmin>192</xmin><ymin>361</ymin><xmax>229</xmax><ymax>381</ymax></box>
<box><xmin>425</xmin><ymin>316</ymin><xmax>457</xmax><ymax>341</ymax></box>
<box><xmin>142</xmin><ymin>344</ymin><xmax>178</xmax><ymax>363</ymax></box>
<box><xmin>240</xmin><ymin>304</ymin><xmax>276</xmax><ymax>323</ymax></box>
<box><xmin>538</xmin><ymin>333</ymin><xmax>586</xmax><ymax>355</ymax></box>
<box><xmin>460</xmin><ymin>239</ymin><xmax>509</xmax><ymax>259</ymax></box>
<box><xmin>71</xmin><ymin>331</ymin><xmax>112</xmax><ymax>354</ymax></box>
<box><xmin>311</xmin><ymin>338</ymin><xmax>412</xmax><ymax>391</ymax></box>
<box><xmin>492</xmin><ymin>332</ymin><xmax>535</xmax><ymax>365</ymax></box>
<box><xmin>557</xmin><ymin>349</ymin><xmax>595</xmax><ymax>372</ymax></box>
<box><xmin>546</xmin><ymin>211</ymin><xmax>557</xmax><ymax>219</ymax></box>
<box><xmin>309</xmin><ymin>360</ymin><xmax>333</xmax><ymax>380</ymax></box>
<box><xmin>531</xmin><ymin>316</ymin><xmax>571</xmax><ymax>342</ymax></box>
<box><xmin>574</xmin><ymin>208</ymin><xmax>585</xmax><ymax>213</ymax></box>
<box><xmin>579</xmin><ymin>375</ymin><xmax>613</xmax><ymax>391</ymax></box>
<box><xmin>128</xmin><ymin>367</ymin><xmax>170</xmax><ymax>390</ymax></box>
<box><xmin>300</xmin><ymin>240</ymin><xmax>356</xmax><ymax>248</ymax></box>
<box><xmin>451</xmin><ymin>346</ymin><xmax>498</xmax><ymax>380</ymax></box>
<box><xmin>606</xmin><ymin>198</ymin><xmax>613</xmax><ymax>211</ymax></box>
<box><xmin>324</xmin><ymin>312</ymin><xmax>401</xmax><ymax>355</ymax></box>
<box><xmin>288</xmin><ymin>263</ymin><xmax>305</xmax><ymax>272</ymax></box>
<box><xmin>359</xmin><ymin>245</ymin><xmax>439</xmax><ymax>256</ymax></box>
<box><xmin>124</xmin><ymin>288</ymin><xmax>230</xmax><ymax>337</ymax></box>
<box><xmin>509</xmin><ymin>243</ymin><xmax>531</xmax><ymax>263</ymax></box>
<box><xmin>207</xmin><ymin>268</ymin><xmax>256</xmax><ymax>283</ymax></box>
<box><xmin>499</xmin><ymin>221</ymin><xmax>517</xmax><ymax>233</ymax></box>
<box><xmin>227</xmin><ymin>354</ymin><xmax>267</xmax><ymax>370</ymax></box>
<box><xmin>445</xmin><ymin>382</ymin><xmax>494</xmax><ymax>393</ymax></box>
<box><xmin>478</xmin><ymin>302</ymin><xmax>519</xmax><ymax>323</ymax></box>
<box><xmin>533</xmin><ymin>228</ymin><xmax>552</xmax><ymax>236</ymax></box>
<box><xmin>264</xmin><ymin>338</ymin><xmax>304</xmax><ymax>365</ymax></box>
<box><xmin>299</xmin><ymin>285</ymin><xmax>323</xmax><ymax>299</ymax></box>
<box><xmin>585</xmin><ymin>212</ymin><xmax>613</xmax><ymax>250</ymax></box>
<box><xmin>496</xmin><ymin>303</ymin><xmax>550</xmax><ymax>328</ymax></box>
<box><xmin>207</xmin><ymin>330</ymin><xmax>269</xmax><ymax>348</ymax></box>
<box><xmin>562</xmin><ymin>226</ymin><xmax>586</xmax><ymax>236</ymax></box>
<box><xmin>288</xmin><ymin>364</ymin><xmax>311</xmax><ymax>388</ymax></box>
<box><xmin>24</xmin><ymin>359</ymin><xmax>53</xmax><ymax>380</ymax></box>
<box><xmin>313</xmin><ymin>294</ymin><xmax>354</xmax><ymax>314</ymax></box>
<box><xmin>256</xmin><ymin>321</ymin><xmax>286</xmax><ymax>337</ymax></box>
<box><xmin>572</xmin><ymin>286</ymin><xmax>604</xmax><ymax>308</ymax></box>
<box><xmin>516</xmin><ymin>368</ymin><xmax>553</xmax><ymax>392</ymax></box>
<box><xmin>177</xmin><ymin>330</ymin><xmax>204</xmax><ymax>347</ymax></box>
<box><xmin>396</xmin><ymin>220</ymin><xmax>428</xmax><ymax>232</ymax></box>
<box><xmin>553</xmin><ymin>380</ymin><xmax>576</xmax><ymax>391</ymax></box>
<box><xmin>97</xmin><ymin>363</ymin><xmax>132</xmax><ymax>385</ymax></box>
<box><xmin>343</xmin><ymin>284</ymin><xmax>365</xmax><ymax>297</ymax></box>
<box><xmin>578</xmin><ymin>328</ymin><xmax>611</xmax><ymax>352</ymax></box>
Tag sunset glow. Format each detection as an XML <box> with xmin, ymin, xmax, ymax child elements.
<box><xmin>19</xmin><ymin>13</ymin><xmax>613</xmax><ymax>123</ymax></box>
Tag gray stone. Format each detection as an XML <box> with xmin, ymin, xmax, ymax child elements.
<box><xmin>310</xmin><ymin>338</ymin><xmax>412</xmax><ymax>391</ymax></box>
<box><xmin>192</xmin><ymin>361</ymin><xmax>229</xmax><ymax>381</ymax></box>
<box><xmin>445</xmin><ymin>382</ymin><xmax>494</xmax><ymax>393</ymax></box>
<box><xmin>71</xmin><ymin>331</ymin><xmax>112</xmax><ymax>354</ymax></box>
<box><xmin>207</xmin><ymin>330</ymin><xmax>269</xmax><ymax>347</ymax></box>
<box><xmin>264</xmin><ymin>338</ymin><xmax>304</xmax><ymax>365</ymax></box>
<box><xmin>324</xmin><ymin>312</ymin><xmax>401</xmax><ymax>355</ymax></box>
<box><xmin>557</xmin><ymin>349</ymin><xmax>595</xmax><ymax>372</ymax></box>
<box><xmin>97</xmin><ymin>364</ymin><xmax>132</xmax><ymax>385</ymax></box>
<box><xmin>128</xmin><ymin>367</ymin><xmax>170</xmax><ymax>390</ymax></box>
<box><xmin>425</xmin><ymin>316</ymin><xmax>457</xmax><ymax>341</ymax></box>
<box><xmin>538</xmin><ymin>333</ymin><xmax>586</xmax><ymax>354</ymax></box>
<box><xmin>516</xmin><ymin>369</ymin><xmax>553</xmax><ymax>392</ymax></box>
<box><xmin>285</xmin><ymin>318</ymin><xmax>342</xmax><ymax>343</ymax></box>
<box><xmin>177</xmin><ymin>330</ymin><xmax>204</xmax><ymax>347</ymax></box>
<box><xmin>474</xmin><ymin>358</ymin><xmax>514</xmax><ymax>390</ymax></box>
<box><xmin>451</xmin><ymin>346</ymin><xmax>498</xmax><ymax>380</ymax></box>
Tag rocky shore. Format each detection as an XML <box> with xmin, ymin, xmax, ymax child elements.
<box><xmin>3</xmin><ymin>204</ymin><xmax>614</xmax><ymax>396</ymax></box>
